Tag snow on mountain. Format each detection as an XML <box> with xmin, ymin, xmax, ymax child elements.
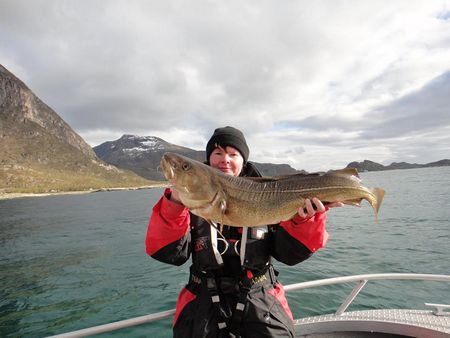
<box><xmin>93</xmin><ymin>135</ymin><xmax>204</xmax><ymax>180</ymax></box>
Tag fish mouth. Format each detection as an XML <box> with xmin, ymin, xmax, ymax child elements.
<box><xmin>160</xmin><ymin>154</ymin><xmax>175</xmax><ymax>180</ymax></box>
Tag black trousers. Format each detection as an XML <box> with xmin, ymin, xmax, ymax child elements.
<box><xmin>173</xmin><ymin>279</ymin><xmax>295</xmax><ymax>338</ymax></box>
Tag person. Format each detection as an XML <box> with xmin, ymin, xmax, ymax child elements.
<box><xmin>145</xmin><ymin>126</ymin><xmax>342</xmax><ymax>338</ymax></box>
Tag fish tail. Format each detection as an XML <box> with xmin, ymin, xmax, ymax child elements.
<box><xmin>369</xmin><ymin>188</ymin><xmax>386</xmax><ymax>222</ymax></box>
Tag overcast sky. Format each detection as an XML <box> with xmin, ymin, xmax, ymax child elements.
<box><xmin>2</xmin><ymin>0</ymin><xmax>450</xmax><ymax>171</ymax></box>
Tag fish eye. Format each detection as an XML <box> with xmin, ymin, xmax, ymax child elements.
<box><xmin>182</xmin><ymin>163</ymin><xmax>191</xmax><ymax>171</ymax></box>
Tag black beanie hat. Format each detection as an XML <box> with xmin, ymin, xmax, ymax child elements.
<box><xmin>206</xmin><ymin>126</ymin><xmax>250</xmax><ymax>163</ymax></box>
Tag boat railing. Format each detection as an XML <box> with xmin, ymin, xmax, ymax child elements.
<box><xmin>47</xmin><ymin>273</ymin><xmax>450</xmax><ymax>338</ymax></box>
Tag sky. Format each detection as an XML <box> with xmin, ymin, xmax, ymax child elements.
<box><xmin>1</xmin><ymin>0</ymin><xmax>450</xmax><ymax>171</ymax></box>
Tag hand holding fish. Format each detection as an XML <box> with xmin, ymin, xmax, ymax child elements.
<box><xmin>297</xmin><ymin>198</ymin><xmax>344</xmax><ymax>219</ymax></box>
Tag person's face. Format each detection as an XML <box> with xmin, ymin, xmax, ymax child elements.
<box><xmin>209</xmin><ymin>146</ymin><xmax>244</xmax><ymax>176</ymax></box>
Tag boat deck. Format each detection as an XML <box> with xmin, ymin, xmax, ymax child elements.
<box><xmin>295</xmin><ymin>308</ymin><xmax>450</xmax><ymax>338</ymax></box>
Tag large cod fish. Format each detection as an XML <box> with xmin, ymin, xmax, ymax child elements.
<box><xmin>160</xmin><ymin>152</ymin><xmax>385</xmax><ymax>227</ymax></box>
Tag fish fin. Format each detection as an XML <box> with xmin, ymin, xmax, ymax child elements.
<box><xmin>246</xmin><ymin>172</ymin><xmax>324</xmax><ymax>182</ymax></box>
<box><xmin>219</xmin><ymin>199</ymin><xmax>227</xmax><ymax>228</ymax></box>
<box><xmin>245</xmin><ymin>176</ymin><xmax>278</xmax><ymax>182</ymax></box>
<box><xmin>246</xmin><ymin>172</ymin><xmax>322</xmax><ymax>182</ymax></box>
<box><xmin>369</xmin><ymin>187</ymin><xmax>386</xmax><ymax>222</ymax></box>
<box><xmin>342</xmin><ymin>198</ymin><xmax>363</xmax><ymax>207</ymax></box>
<box><xmin>327</xmin><ymin>168</ymin><xmax>360</xmax><ymax>178</ymax></box>
<box><xmin>190</xmin><ymin>191</ymin><xmax>225</xmax><ymax>218</ymax></box>
<box><xmin>219</xmin><ymin>199</ymin><xmax>227</xmax><ymax>214</ymax></box>
<box><xmin>274</xmin><ymin>172</ymin><xmax>319</xmax><ymax>179</ymax></box>
<box><xmin>325</xmin><ymin>168</ymin><xmax>361</xmax><ymax>183</ymax></box>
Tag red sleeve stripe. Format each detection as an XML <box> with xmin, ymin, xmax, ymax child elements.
<box><xmin>279</xmin><ymin>212</ymin><xmax>329</xmax><ymax>252</ymax></box>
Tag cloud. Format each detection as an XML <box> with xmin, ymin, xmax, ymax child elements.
<box><xmin>361</xmin><ymin>71</ymin><xmax>450</xmax><ymax>139</ymax></box>
<box><xmin>1</xmin><ymin>0</ymin><xmax>449</xmax><ymax>171</ymax></box>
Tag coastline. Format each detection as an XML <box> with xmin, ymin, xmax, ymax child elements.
<box><xmin>0</xmin><ymin>183</ymin><xmax>169</xmax><ymax>201</ymax></box>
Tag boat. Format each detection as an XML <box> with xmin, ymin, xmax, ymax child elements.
<box><xmin>47</xmin><ymin>273</ymin><xmax>450</xmax><ymax>338</ymax></box>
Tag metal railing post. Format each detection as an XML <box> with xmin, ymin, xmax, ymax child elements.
<box><xmin>335</xmin><ymin>279</ymin><xmax>368</xmax><ymax>316</ymax></box>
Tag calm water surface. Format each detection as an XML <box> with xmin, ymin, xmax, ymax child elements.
<box><xmin>1</xmin><ymin>167</ymin><xmax>449</xmax><ymax>337</ymax></box>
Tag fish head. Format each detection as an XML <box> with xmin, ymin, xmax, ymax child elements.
<box><xmin>160</xmin><ymin>152</ymin><xmax>218</xmax><ymax>208</ymax></box>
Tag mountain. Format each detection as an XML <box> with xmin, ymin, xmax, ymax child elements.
<box><xmin>253</xmin><ymin>163</ymin><xmax>305</xmax><ymax>176</ymax></box>
<box><xmin>0</xmin><ymin>64</ymin><xmax>151</xmax><ymax>194</ymax></box>
<box><xmin>346</xmin><ymin>160</ymin><xmax>387</xmax><ymax>172</ymax></box>
<box><xmin>94</xmin><ymin>135</ymin><xmax>301</xmax><ymax>180</ymax></box>
<box><xmin>93</xmin><ymin>135</ymin><xmax>205</xmax><ymax>180</ymax></box>
<box><xmin>347</xmin><ymin>159</ymin><xmax>450</xmax><ymax>172</ymax></box>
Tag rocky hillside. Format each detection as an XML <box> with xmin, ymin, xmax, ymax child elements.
<box><xmin>0</xmin><ymin>65</ymin><xmax>95</xmax><ymax>159</ymax></box>
<box><xmin>94</xmin><ymin>135</ymin><xmax>301</xmax><ymax>180</ymax></box>
<box><xmin>0</xmin><ymin>64</ymin><xmax>152</xmax><ymax>193</ymax></box>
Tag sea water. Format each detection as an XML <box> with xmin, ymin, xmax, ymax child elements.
<box><xmin>1</xmin><ymin>167</ymin><xmax>449</xmax><ymax>337</ymax></box>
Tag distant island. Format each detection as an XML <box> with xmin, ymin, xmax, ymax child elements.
<box><xmin>346</xmin><ymin>159</ymin><xmax>450</xmax><ymax>172</ymax></box>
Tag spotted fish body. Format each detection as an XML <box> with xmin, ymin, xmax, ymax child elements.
<box><xmin>160</xmin><ymin>152</ymin><xmax>385</xmax><ymax>227</ymax></box>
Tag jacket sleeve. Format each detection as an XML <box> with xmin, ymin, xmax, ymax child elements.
<box><xmin>145</xmin><ymin>188</ymin><xmax>192</xmax><ymax>266</ymax></box>
<box><xmin>271</xmin><ymin>211</ymin><xmax>329</xmax><ymax>266</ymax></box>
